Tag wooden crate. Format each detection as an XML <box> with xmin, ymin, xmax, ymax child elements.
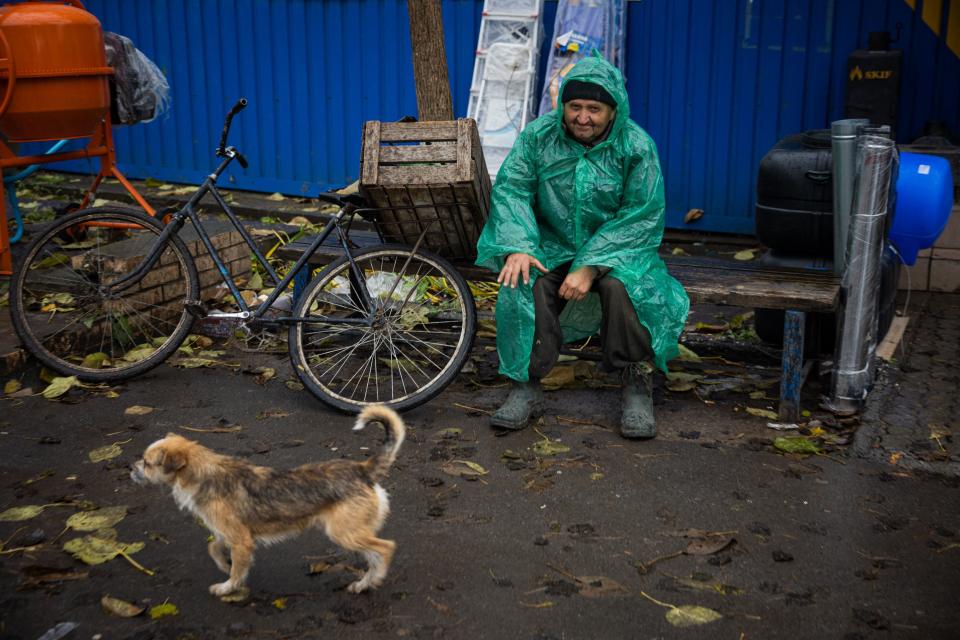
<box><xmin>359</xmin><ymin>119</ymin><xmax>492</xmax><ymax>259</ymax></box>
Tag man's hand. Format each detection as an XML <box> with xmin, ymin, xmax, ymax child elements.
<box><xmin>559</xmin><ymin>266</ymin><xmax>598</xmax><ymax>301</ymax></box>
<box><xmin>498</xmin><ymin>253</ymin><xmax>548</xmax><ymax>288</ymax></box>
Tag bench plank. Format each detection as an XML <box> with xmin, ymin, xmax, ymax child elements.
<box><xmin>275</xmin><ymin>235</ymin><xmax>839</xmax><ymax>313</ymax></box>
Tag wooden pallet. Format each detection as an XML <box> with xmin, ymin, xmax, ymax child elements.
<box><xmin>359</xmin><ymin>119</ymin><xmax>491</xmax><ymax>260</ymax></box>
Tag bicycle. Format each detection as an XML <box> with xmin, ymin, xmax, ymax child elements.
<box><xmin>9</xmin><ymin>99</ymin><xmax>477</xmax><ymax>413</ymax></box>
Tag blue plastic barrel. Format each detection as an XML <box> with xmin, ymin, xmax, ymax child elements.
<box><xmin>889</xmin><ymin>152</ymin><xmax>954</xmax><ymax>265</ymax></box>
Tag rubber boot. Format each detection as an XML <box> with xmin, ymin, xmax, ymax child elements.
<box><xmin>490</xmin><ymin>379</ymin><xmax>544</xmax><ymax>430</ymax></box>
<box><xmin>621</xmin><ymin>363</ymin><xmax>656</xmax><ymax>439</ymax></box>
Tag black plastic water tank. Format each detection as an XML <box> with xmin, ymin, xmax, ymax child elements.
<box><xmin>755</xmin><ymin>130</ymin><xmax>834</xmax><ymax>257</ymax></box>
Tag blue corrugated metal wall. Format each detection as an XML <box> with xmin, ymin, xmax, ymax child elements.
<box><xmin>51</xmin><ymin>0</ymin><xmax>960</xmax><ymax>234</ymax></box>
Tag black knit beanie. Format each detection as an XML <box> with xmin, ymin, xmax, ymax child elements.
<box><xmin>560</xmin><ymin>79</ymin><xmax>616</xmax><ymax>107</ymax></box>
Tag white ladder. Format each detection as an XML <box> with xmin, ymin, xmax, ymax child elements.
<box><xmin>467</xmin><ymin>0</ymin><xmax>544</xmax><ymax>181</ymax></box>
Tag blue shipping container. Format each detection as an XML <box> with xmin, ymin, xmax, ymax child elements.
<box><xmin>48</xmin><ymin>0</ymin><xmax>960</xmax><ymax>235</ymax></box>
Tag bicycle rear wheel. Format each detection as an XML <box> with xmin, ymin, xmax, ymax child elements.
<box><xmin>289</xmin><ymin>245</ymin><xmax>476</xmax><ymax>413</ymax></box>
<box><xmin>10</xmin><ymin>207</ymin><xmax>199</xmax><ymax>381</ymax></box>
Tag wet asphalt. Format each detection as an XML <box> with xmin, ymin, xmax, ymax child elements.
<box><xmin>1</xmin><ymin>334</ymin><xmax>959</xmax><ymax>640</ymax></box>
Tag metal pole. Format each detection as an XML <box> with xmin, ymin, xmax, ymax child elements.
<box><xmin>830</xmin><ymin>118</ymin><xmax>869</xmax><ymax>275</ymax></box>
<box><xmin>829</xmin><ymin>135</ymin><xmax>897</xmax><ymax>414</ymax></box>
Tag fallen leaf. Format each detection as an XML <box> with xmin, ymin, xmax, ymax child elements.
<box><xmin>666</xmin><ymin>380</ymin><xmax>697</xmax><ymax>392</ymax></box>
<box><xmin>257</xmin><ymin>409</ymin><xmax>290</xmax><ymax>419</ymax></box>
<box><xmin>4</xmin><ymin>380</ymin><xmax>22</xmax><ymax>395</ymax></box>
<box><xmin>247</xmin><ymin>272</ymin><xmax>263</xmax><ymax>291</ymax></box>
<box><xmin>18</xmin><ymin>566</ymin><xmax>89</xmax><ymax>589</ymax></box>
<box><xmin>171</xmin><ymin>357</ymin><xmax>222</xmax><ymax>369</ymax></box>
<box><xmin>267</xmin><ymin>192</ymin><xmax>286</xmax><ymax>201</ymax></box>
<box><xmin>63</xmin><ymin>534</ymin><xmax>144</xmax><ymax>566</ymax></box>
<box><xmin>88</xmin><ymin>444</ymin><xmax>123</xmax><ymax>463</ymax></box>
<box><xmin>541</xmin><ymin>365</ymin><xmax>576</xmax><ymax>390</ymax></box>
<box><xmin>179</xmin><ymin>424</ymin><xmax>243</xmax><ymax>433</ymax></box>
<box><xmin>67</xmin><ymin>506</ymin><xmax>127</xmax><ymax>531</ymax></box>
<box><xmin>435</xmin><ymin>428</ymin><xmax>462</xmax><ymax>439</ymax></box>
<box><xmin>745</xmin><ymin>407</ymin><xmax>778</xmax><ymax>420</ymax></box>
<box><xmin>122</xmin><ymin>345</ymin><xmax>155</xmax><ymax>363</ymax></box>
<box><xmin>577</xmin><ymin>575</ymin><xmax>629</xmax><ymax>598</ymax></box>
<box><xmin>675</xmin><ymin>344</ymin><xmax>701</xmax><ymax>362</ymax></box>
<box><xmin>0</xmin><ymin>505</ymin><xmax>47</xmax><ymax>521</ymax></box>
<box><xmin>285</xmin><ymin>380</ymin><xmax>304</xmax><ymax>391</ymax></box>
<box><xmin>519</xmin><ymin>600</ymin><xmax>556</xmax><ymax>608</ymax></box>
<box><xmin>441</xmin><ymin>460</ymin><xmax>488</xmax><ymax>478</ymax></box>
<box><xmin>124</xmin><ymin>405</ymin><xmax>154</xmax><ymax>416</ymax></box>
<box><xmin>101</xmin><ymin>595</ymin><xmax>145</xmax><ymax>618</ymax></box>
<box><xmin>684</xmin><ymin>208</ymin><xmax>704</xmax><ymax>224</ymax></box>
<box><xmin>254</xmin><ymin>367</ymin><xmax>275</xmax><ymax>385</ymax></box>
<box><xmin>148</xmin><ymin>603</ymin><xmax>179</xmax><ymax>619</ymax></box>
<box><xmin>774</xmin><ymin>437</ymin><xmax>822</xmax><ymax>455</ymax></box>
<box><xmin>666</xmin><ymin>604</ymin><xmax>723</xmax><ymax>627</ymax></box>
<box><xmin>533</xmin><ymin>439</ymin><xmax>571</xmax><ymax>456</ymax></box>
<box><xmin>734</xmin><ymin>249</ymin><xmax>756</xmax><ymax>261</ymax></box>
<box><xmin>666</xmin><ymin>371</ymin><xmax>702</xmax><ymax>383</ymax></box>
<box><xmin>42</xmin><ymin>376</ymin><xmax>81</xmax><ymax>400</ymax></box>
<box><xmin>685</xmin><ymin>534</ymin><xmax>735</xmax><ymax>555</ymax></box>
<box><xmin>272</xmin><ymin>597</ymin><xmax>287</xmax><ymax>610</ymax></box>
<box><xmin>671</xmin><ymin>247</ymin><xmax>690</xmax><ymax>256</ymax></box>
<box><xmin>80</xmin><ymin>352</ymin><xmax>110</xmax><ymax>369</ymax></box>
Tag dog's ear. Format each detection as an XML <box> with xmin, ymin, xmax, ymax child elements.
<box><xmin>160</xmin><ymin>449</ymin><xmax>186</xmax><ymax>474</ymax></box>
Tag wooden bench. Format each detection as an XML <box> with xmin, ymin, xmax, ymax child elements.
<box><xmin>276</xmin><ymin>234</ymin><xmax>840</xmax><ymax>422</ymax></box>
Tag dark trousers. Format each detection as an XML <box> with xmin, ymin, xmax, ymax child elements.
<box><xmin>528</xmin><ymin>262</ymin><xmax>652</xmax><ymax>379</ymax></box>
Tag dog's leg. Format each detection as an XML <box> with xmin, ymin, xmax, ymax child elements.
<box><xmin>208</xmin><ymin>537</ymin><xmax>231</xmax><ymax>574</ymax></box>
<box><xmin>328</xmin><ymin>527</ymin><xmax>395</xmax><ymax>594</ymax></box>
<box><xmin>209</xmin><ymin>533</ymin><xmax>254</xmax><ymax>596</ymax></box>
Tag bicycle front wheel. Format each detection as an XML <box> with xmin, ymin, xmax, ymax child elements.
<box><xmin>10</xmin><ymin>207</ymin><xmax>200</xmax><ymax>381</ymax></box>
<box><xmin>289</xmin><ymin>245</ymin><xmax>477</xmax><ymax>413</ymax></box>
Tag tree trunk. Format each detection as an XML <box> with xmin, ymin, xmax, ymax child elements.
<box><xmin>407</xmin><ymin>0</ymin><xmax>454</xmax><ymax>121</ymax></box>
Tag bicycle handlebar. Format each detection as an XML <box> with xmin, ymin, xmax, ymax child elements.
<box><xmin>216</xmin><ymin>98</ymin><xmax>248</xmax><ymax>158</ymax></box>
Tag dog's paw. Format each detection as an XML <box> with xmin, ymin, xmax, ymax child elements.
<box><xmin>209</xmin><ymin>581</ymin><xmax>238</xmax><ymax>596</ymax></box>
<box><xmin>347</xmin><ymin>579</ymin><xmax>370</xmax><ymax>594</ymax></box>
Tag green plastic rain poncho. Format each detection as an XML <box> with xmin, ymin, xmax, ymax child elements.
<box><xmin>475</xmin><ymin>54</ymin><xmax>690</xmax><ymax>380</ymax></box>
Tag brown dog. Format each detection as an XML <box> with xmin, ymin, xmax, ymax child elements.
<box><xmin>131</xmin><ymin>405</ymin><xmax>405</xmax><ymax>596</ymax></box>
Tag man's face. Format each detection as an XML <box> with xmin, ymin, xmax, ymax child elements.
<box><xmin>563</xmin><ymin>99</ymin><xmax>616</xmax><ymax>145</ymax></box>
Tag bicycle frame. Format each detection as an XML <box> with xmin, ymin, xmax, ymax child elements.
<box><xmin>105</xmin><ymin>152</ymin><xmax>376</xmax><ymax>327</ymax></box>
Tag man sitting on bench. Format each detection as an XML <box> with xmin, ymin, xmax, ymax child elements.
<box><xmin>475</xmin><ymin>53</ymin><xmax>689</xmax><ymax>439</ymax></box>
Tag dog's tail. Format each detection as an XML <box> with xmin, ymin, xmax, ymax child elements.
<box><xmin>354</xmin><ymin>405</ymin><xmax>406</xmax><ymax>482</ymax></box>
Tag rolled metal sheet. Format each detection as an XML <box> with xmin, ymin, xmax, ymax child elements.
<box><xmin>829</xmin><ymin>134</ymin><xmax>897</xmax><ymax>413</ymax></box>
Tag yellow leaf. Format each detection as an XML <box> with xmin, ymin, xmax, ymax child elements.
<box><xmin>533</xmin><ymin>439</ymin><xmax>571</xmax><ymax>456</ymax></box>
<box><xmin>101</xmin><ymin>595</ymin><xmax>145</xmax><ymax>618</ymax></box>
<box><xmin>81</xmin><ymin>352</ymin><xmax>110</xmax><ymax>369</ymax></box>
<box><xmin>0</xmin><ymin>505</ymin><xmax>47</xmax><ymax>521</ymax></box>
<box><xmin>4</xmin><ymin>380</ymin><xmax>22</xmax><ymax>395</ymax></box>
<box><xmin>124</xmin><ymin>405</ymin><xmax>154</xmax><ymax>416</ymax></box>
<box><xmin>42</xmin><ymin>376</ymin><xmax>80</xmax><ymax>399</ymax></box>
<box><xmin>734</xmin><ymin>249</ymin><xmax>756</xmax><ymax>261</ymax></box>
<box><xmin>267</xmin><ymin>192</ymin><xmax>286</xmax><ymax>201</ymax></box>
<box><xmin>441</xmin><ymin>460</ymin><xmax>488</xmax><ymax>477</ymax></box>
<box><xmin>665</xmin><ymin>605</ymin><xmax>724</xmax><ymax>627</ymax></box>
<box><xmin>272</xmin><ymin>597</ymin><xmax>287</xmax><ymax>610</ymax></box>
<box><xmin>675</xmin><ymin>344</ymin><xmax>700</xmax><ymax>362</ymax></box>
<box><xmin>745</xmin><ymin>407</ymin><xmax>778</xmax><ymax>420</ymax></box>
<box><xmin>88</xmin><ymin>444</ymin><xmax>123</xmax><ymax>463</ymax></box>
<box><xmin>67</xmin><ymin>506</ymin><xmax>127</xmax><ymax>531</ymax></box>
<box><xmin>148</xmin><ymin>603</ymin><xmax>179</xmax><ymax>619</ymax></box>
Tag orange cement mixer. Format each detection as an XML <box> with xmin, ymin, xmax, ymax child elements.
<box><xmin>0</xmin><ymin>0</ymin><xmax>153</xmax><ymax>276</ymax></box>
